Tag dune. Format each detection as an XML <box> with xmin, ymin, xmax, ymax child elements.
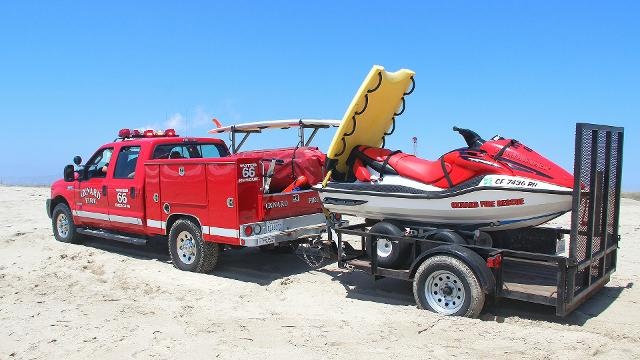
<box><xmin>1</xmin><ymin>185</ymin><xmax>639</xmax><ymax>359</ymax></box>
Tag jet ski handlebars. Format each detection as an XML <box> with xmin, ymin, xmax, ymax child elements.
<box><xmin>453</xmin><ymin>126</ymin><xmax>485</xmax><ymax>149</ymax></box>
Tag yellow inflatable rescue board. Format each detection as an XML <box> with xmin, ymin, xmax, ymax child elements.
<box><xmin>324</xmin><ymin>65</ymin><xmax>415</xmax><ymax>185</ymax></box>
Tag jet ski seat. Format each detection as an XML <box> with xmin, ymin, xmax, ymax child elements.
<box><xmin>349</xmin><ymin>146</ymin><xmax>451</xmax><ymax>185</ymax></box>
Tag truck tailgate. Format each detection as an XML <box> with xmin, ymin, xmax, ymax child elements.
<box><xmin>261</xmin><ymin>190</ymin><xmax>323</xmax><ymax>221</ymax></box>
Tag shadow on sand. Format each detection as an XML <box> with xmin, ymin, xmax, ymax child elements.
<box><xmin>80</xmin><ymin>237</ymin><xmax>631</xmax><ymax>322</ymax></box>
<box><xmin>481</xmin><ymin>282</ymin><xmax>632</xmax><ymax>325</ymax></box>
<box><xmin>81</xmin><ymin>237</ymin><xmax>320</xmax><ymax>286</ymax></box>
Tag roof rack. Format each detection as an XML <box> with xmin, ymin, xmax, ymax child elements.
<box><xmin>208</xmin><ymin>119</ymin><xmax>340</xmax><ymax>154</ymax></box>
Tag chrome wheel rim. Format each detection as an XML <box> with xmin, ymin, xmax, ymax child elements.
<box><xmin>56</xmin><ymin>213</ymin><xmax>69</xmax><ymax>238</ymax></box>
<box><xmin>176</xmin><ymin>231</ymin><xmax>197</xmax><ymax>265</ymax></box>
<box><xmin>376</xmin><ymin>238</ymin><xmax>393</xmax><ymax>258</ymax></box>
<box><xmin>425</xmin><ymin>270</ymin><xmax>465</xmax><ymax>315</ymax></box>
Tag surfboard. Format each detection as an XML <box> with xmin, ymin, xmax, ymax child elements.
<box><xmin>324</xmin><ymin>65</ymin><xmax>415</xmax><ymax>183</ymax></box>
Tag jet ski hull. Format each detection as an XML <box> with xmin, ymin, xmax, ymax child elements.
<box><xmin>318</xmin><ymin>181</ymin><xmax>572</xmax><ymax>231</ymax></box>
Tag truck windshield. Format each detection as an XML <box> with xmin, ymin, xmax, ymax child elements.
<box><xmin>152</xmin><ymin>143</ymin><xmax>228</xmax><ymax>159</ymax></box>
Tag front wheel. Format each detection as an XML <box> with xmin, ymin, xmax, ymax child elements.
<box><xmin>51</xmin><ymin>203</ymin><xmax>82</xmax><ymax>244</ymax></box>
<box><xmin>169</xmin><ymin>219</ymin><xmax>220</xmax><ymax>273</ymax></box>
<box><xmin>413</xmin><ymin>255</ymin><xmax>485</xmax><ymax>317</ymax></box>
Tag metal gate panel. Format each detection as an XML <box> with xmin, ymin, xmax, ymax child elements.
<box><xmin>565</xmin><ymin>123</ymin><xmax>623</xmax><ymax>312</ymax></box>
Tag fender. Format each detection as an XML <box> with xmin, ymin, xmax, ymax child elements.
<box><xmin>409</xmin><ymin>244</ymin><xmax>496</xmax><ymax>294</ymax></box>
<box><xmin>46</xmin><ymin>199</ymin><xmax>52</xmax><ymax>218</ymax></box>
<box><xmin>48</xmin><ymin>194</ymin><xmax>73</xmax><ymax>219</ymax></box>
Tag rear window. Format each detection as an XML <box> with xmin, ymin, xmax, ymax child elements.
<box><xmin>152</xmin><ymin>143</ymin><xmax>228</xmax><ymax>159</ymax></box>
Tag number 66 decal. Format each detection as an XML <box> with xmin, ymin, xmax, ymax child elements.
<box><xmin>241</xmin><ymin>163</ymin><xmax>257</xmax><ymax>178</ymax></box>
<box><xmin>117</xmin><ymin>192</ymin><xmax>128</xmax><ymax>204</ymax></box>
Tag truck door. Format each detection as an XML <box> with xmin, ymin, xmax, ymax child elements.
<box><xmin>106</xmin><ymin>145</ymin><xmax>145</xmax><ymax>234</ymax></box>
<box><xmin>74</xmin><ymin>147</ymin><xmax>113</xmax><ymax>228</ymax></box>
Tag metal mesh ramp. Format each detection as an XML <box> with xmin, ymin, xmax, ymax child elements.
<box><xmin>562</xmin><ymin>123</ymin><xmax>624</xmax><ymax>314</ymax></box>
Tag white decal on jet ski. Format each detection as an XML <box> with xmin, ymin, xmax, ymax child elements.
<box><xmin>489</xmin><ymin>176</ymin><xmax>539</xmax><ymax>188</ymax></box>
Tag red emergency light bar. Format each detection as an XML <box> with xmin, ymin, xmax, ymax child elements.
<box><xmin>118</xmin><ymin>128</ymin><xmax>178</xmax><ymax>139</ymax></box>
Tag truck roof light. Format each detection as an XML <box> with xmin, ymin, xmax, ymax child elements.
<box><xmin>118</xmin><ymin>129</ymin><xmax>132</xmax><ymax>138</ymax></box>
<box><xmin>118</xmin><ymin>128</ymin><xmax>178</xmax><ymax>139</ymax></box>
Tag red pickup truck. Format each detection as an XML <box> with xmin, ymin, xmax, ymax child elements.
<box><xmin>46</xmin><ymin>123</ymin><xmax>335</xmax><ymax>273</ymax></box>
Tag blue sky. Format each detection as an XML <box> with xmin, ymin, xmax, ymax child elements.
<box><xmin>1</xmin><ymin>1</ymin><xmax>638</xmax><ymax>189</ymax></box>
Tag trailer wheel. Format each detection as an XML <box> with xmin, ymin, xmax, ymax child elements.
<box><xmin>474</xmin><ymin>231</ymin><xmax>493</xmax><ymax>247</ymax></box>
<box><xmin>169</xmin><ymin>219</ymin><xmax>220</xmax><ymax>273</ymax></box>
<box><xmin>367</xmin><ymin>221</ymin><xmax>410</xmax><ymax>269</ymax></box>
<box><xmin>413</xmin><ymin>255</ymin><xmax>484</xmax><ymax>318</ymax></box>
<box><xmin>432</xmin><ymin>231</ymin><xmax>467</xmax><ymax>245</ymax></box>
<box><xmin>51</xmin><ymin>203</ymin><xmax>82</xmax><ymax>244</ymax></box>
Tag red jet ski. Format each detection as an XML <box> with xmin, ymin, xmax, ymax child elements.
<box><xmin>318</xmin><ymin>126</ymin><xmax>574</xmax><ymax>231</ymax></box>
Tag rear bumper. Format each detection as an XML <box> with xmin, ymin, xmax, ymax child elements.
<box><xmin>240</xmin><ymin>213</ymin><xmax>326</xmax><ymax>247</ymax></box>
<box><xmin>46</xmin><ymin>199</ymin><xmax>52</xmax><ymax>218</ymax></box>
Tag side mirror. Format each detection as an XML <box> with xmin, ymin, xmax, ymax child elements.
<box><xmin>64</xmin><ymin>164</ymin><xmax>75</xmax><ymax>182</ymax></box>
<box><xmin>73</xmin><ymin>156</ymin><xmax>82</xmax><ymax>165</ymax></box>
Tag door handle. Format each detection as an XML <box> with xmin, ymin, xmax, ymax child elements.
<box><xmin>102</xmin><ymin>185</ymin><xmax>107</xmax><ymax>196</ymax></box>
<box><xmin>130</xmin><ymin>187</ymin><xmax>136</xmax><ymax>199</ymax></box>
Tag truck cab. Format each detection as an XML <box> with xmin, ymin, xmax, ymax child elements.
<box><xmin>46</xmin><ymin>127</ymin><xmax>328</xmax><ymax>273</ymax></box>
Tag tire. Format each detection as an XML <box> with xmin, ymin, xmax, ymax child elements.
<box><xmin>51</xmin><ymin>203</ymin><xmax>82</xmax><ymax>244</ymax></box>
<box><xmin>432</xmin><ymin>231</ymin><xmax>467</xmax><ymax>245</ymax></box>
<box><xmin>474</xmin><ymin>231</ymin><xmax>493</xmax><ymax>247</ymax></box>
<box><xmin>366</xmin><ymin>221</ymin><xmax>410</xmax><ymax>269</ymax></box>
<box><xmin>413</xmin><ymin>255</ymin><xmax>485</xmax><ymax>318</ymax></box>
<box><xmin>169</xmin><ymin>219</ymin><xmax>220</xmax><ymax>273</ymax></box>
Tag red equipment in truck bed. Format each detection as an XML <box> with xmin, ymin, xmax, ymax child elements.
<box><xmin>235</xmin><ymin>147</ymin><xmax>325</xmax><ymax>193</ymax></box>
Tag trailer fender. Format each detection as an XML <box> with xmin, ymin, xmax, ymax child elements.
<box><xmin>409</xmin><ymin>245</ymin><xmax>495</xmax><ymax>294</ymax></box>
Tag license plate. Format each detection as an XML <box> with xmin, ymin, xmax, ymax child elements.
<box><xmin>257</xmin><ymin>236</ymin><xmax>275</xmax><ymax>246</ymax></box>
<box><xmin>265</xmin><ymin>220</ymin><xmax>284</xmax><ymax>233</ymax></box>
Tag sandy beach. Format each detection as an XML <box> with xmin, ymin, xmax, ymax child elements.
<box><xmin>1</xmin><ymin>185</ymin><xmax>639</xmax><ymax>359</ymax></box>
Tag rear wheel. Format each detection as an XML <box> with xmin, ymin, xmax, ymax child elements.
<box><xmin>413</xmin><ymin>255</ymin><xmax>484</xmax><ymax>318</ymax></box>
<box><xmin>366</xmin><ymin>221</ymin><xmax>410</xmax><ymax>268</ymax></box>
<box><xmin>169</xmin><ymin>219</ymin><xmax>220</xmax><ymax>273</ymax></box>
<box><xmin>52</xmin><ymin>203</ymin><xmax>82</xmax><ymax>244</ymax></box>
